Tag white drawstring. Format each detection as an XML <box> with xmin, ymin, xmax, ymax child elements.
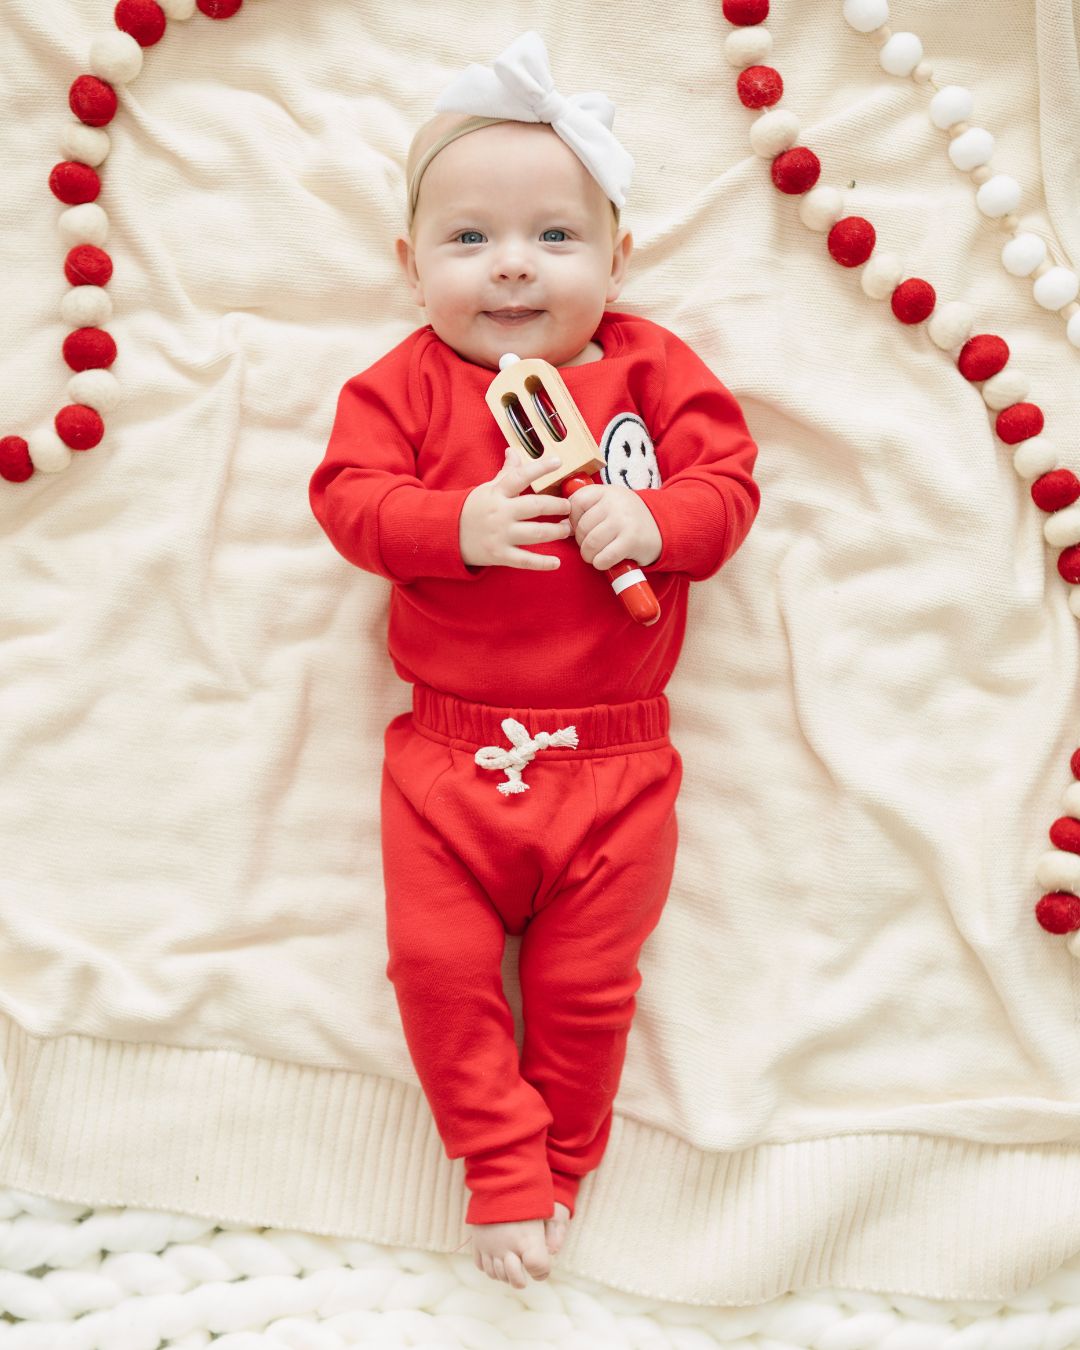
<box><xmin>474</xmin><ymin>717</ymin><xmax>579</xmax><ymax>795</ymax></box>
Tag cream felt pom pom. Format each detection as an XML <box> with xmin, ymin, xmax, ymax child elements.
<box><xmin>1068</xmin><ymin>310</ymin><xmax>1080</xmax><ymax>349</ymax></box>
<box><xmin>60</xmin><ymin>123</ymin><xmax>110</xmax><ymax>168</ymax></box>
<box><xmin>929</xmin><ymin>85</ymin><xmax>974</xmax><ymax>129</ymax></box>
<box><xmin>1042</xmin><ymin>504</ymin><xmax>1080</xmax><ymax>549</ymax></box>
<box><xmin>860</xmin><ymin>251</ymin><xmax>903</xmax><ymax>299</ymax></box>
<box><xmin>88</xmin><ymin>31</ymin><xmax>144</xmax><ymax>84</ymax></box>
<box><xmin>879</xmin><ymin>33</ymin><xmax>923</xmax><ymax>77</ymax></box>
<box><xmin>1001</xmin><ymin>233</ymin><xmax>1047</xmax><ymax>276</ymax></box>
<box><xmin>1012</xmin><ymin>435</ymin><xmax>1057</xmax><ymax>479</ymax></box>
<box><xmin>61</xmin><ymin>284</ymin><xmax>112</xmax><ymax>329</ymax></box>
<box><xmin>1063</xmin><ymin>783</ymin><xmax>1080</xmax><ymax>817</ymax></box>
<box><xmin>975</xmin><ymin>174</ymin><xmax>1022</xmax><ymax>218</ymax></box>
<box><xmin>157</xmin><ymin>0</ymin><xmax>197</xmax><ymax>17</ymax></box>
<box><xmin>749</xmin><ymin>109</ymin><xmax>800</xmax><ymax>157</ymax></box>
<box><xmin>1036</xmin><ymin>850</ymin><xmax>1080</xmax><ymax>891</ymax></box>
<box><xmin>58</xmin><ymin>202</ymin><xmax>108</xmax><ymax>249</ymax></box>
<box><xmin>947</xmin><ymin>127</ymin><xmax>994</xmax><ymax>171</ymax></box>
<box><xmin>27</xmin><ymin>428</ymin><xmax>73</xmax><ymax>474</ymax></box>
<box><xmin>927</xmin><ymin>300</ymin><xmax>974</xmax><ymax>350</ymax></box>
<box><xmin>725</xmin><ymin>26</ymin><xmax>773</xmax><ymax>67</ymax></box>
<box><xmin>980</xmin><ymin>368</ymin><xmax>1030</xmax><ymax>411</ymax></box>
<box><xmin>1033</xmin><ymin>267</ymin><xmax>1079</xmax><ymax>310</ymax></box>
<box><xmin>843</xmin><ymin>0</ymin><xmax>889</xmax><ymax>33</ymax></box>
<box><xmin>798</xmin><ymin>185</ymin><xmax>844</xmax><ymax>231</ymax></box>
<box><xmin>68</xmin><ymin>369</ymin><xmax>122</xmax><ymax>416</ymax></box>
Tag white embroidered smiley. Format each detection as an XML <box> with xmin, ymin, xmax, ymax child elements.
<box><xmin>597</xmin><ymin>413</ymin><xmax>662</xmax><ymax>490</ymax></box>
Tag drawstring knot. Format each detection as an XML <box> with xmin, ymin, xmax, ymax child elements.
<box><xmin>474</xmin><ymin>717</ymin><xmax>579</xmax><ymax>795</ymax></box>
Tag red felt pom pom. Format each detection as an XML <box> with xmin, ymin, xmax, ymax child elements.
<box><xmin>1071</xmin><ymin>748</ymin><xmax>1080</xmax><ymax>780</ymax></box>
<box><xmin>48</xmin><ymin>161</ymin><xmax>102</xmax><ymax>206</ymax></box>
<box><xmin>64</xmin><ymin>244</ymin><xmax>113</xmax><ymax>288</ymax></box>
<box><xmin>197</xmin><ymin>0</ymin><xmax>243</xmax><ymax>16</ymax></box>
<box><xmin>1057</xmin><ymin>545</ymin><xmax>1080</xmax><ymax>584</ymax></box>
<box><xmin>770</xmin><ymin>147</ymin><xmax>820</xmax><ymax>194</ymax></box>
<box><xmin>0</xmin><ymin>436</ymin><xmax>33</xmax><ymax>483</ymax></box>
<box><xmin>1035</xmin><ymin>891</ymin><xmax>1080</xmax><ymax>934</ymax></box>
<box><xmin>827</xmin><ymin>216</ymin><xmax>876</xmax><ymax>267</ymax></box>
<box><xmin>723</xmin><ymin>0</ymin><xmax>769</xmax><ymax>22</ymax></box>
<box><xmin>957</xmin><ymin>334</ymin><xmax>1009</xmax><ymax>382</ymax></box>
<box><xmin>1031</xmin><ymin>469</ymin><xmax>1080</xmax><ymax>513</ymax></box>
<box><xmin>115</xmin><ymin>0</ymin><xmax>168</xmax><ymax>45</ymax></box>
<box><xmin>996</xmin><ymin>402</ymin><xmax>1044</xmax><ymax>445</ymax></box>
<box><xmin>69</xmin><ymin>75</ymin><xmax>118</xmax><ymax>127</ymax></box>
<box><xmin>891</xmin><ymin>278</ymin><xmax>936</xmax><ymax>324</ymax></box>
<box><xmin>737</xmin><ymin>65</ymin><xmax>783</xmax><ymax>108</ymax></box>
<box><xmin>55</xmin><ymin>404</ymin><xmax>105</xmax><ymax>451</ymax></box>
<box><xmin>1050</xmin><ymin>817</ymin><xmax>1080</xmax><ymax>854</ymax></box>
<box><xmin>62</xmin><ymin>327</ymin><xmax>117</xmax><ymax>372</ymax></box>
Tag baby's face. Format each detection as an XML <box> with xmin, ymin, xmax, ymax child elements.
<box><xmin>396</xmin><ymin>121</ymin><xmax>633</xmax><ymax>371</ymax></box>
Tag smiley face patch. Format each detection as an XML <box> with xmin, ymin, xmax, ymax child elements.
<box><xmin>597</xmin><ymin>413</ymin><xmax>662</xmax><ymax>490</ymax></box>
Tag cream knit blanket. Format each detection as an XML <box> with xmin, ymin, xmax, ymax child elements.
<box><xmin>2</xmin><ymin>0</ymin><xmax>1080</xmax><ymax>1305</ymax></box>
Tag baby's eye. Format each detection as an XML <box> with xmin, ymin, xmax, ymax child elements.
<box><xmin>455</xmin><ymin>230</ymin><xmax>484</xmax><ymax>245</ymax></box>
<box><xmin>541</xmin><ymin>229</ymin><xmax>569</xmax><ymax>243</ymax></box>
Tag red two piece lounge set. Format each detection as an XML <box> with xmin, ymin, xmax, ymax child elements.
<box><xmin>309</xmin><ymin>309</ymin><xmax>760</xmax><ymax>1224</ymax></box>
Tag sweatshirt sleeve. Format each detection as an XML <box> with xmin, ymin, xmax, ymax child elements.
<box><xmin>634</xmin><ymin>331</ymin><xmax>761</xmax><ymax>583</ymax></box>
<box><xmin>308</xmin><ymin>336</ymin><xmax>487</xmax><ymax>585</ymax></box>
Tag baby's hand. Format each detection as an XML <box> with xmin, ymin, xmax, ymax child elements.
<box><xmin>567</xmin><ymin>481</ymin><xmax>663</xmax><ymax>571</ymax></box>
<box><xmin>459</xmin><ymin>445</ymin><xmax>574</xmax><ymax>571</ymax></box>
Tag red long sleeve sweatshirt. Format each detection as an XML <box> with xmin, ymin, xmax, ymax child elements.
<box><xmin>309</xmin><ymin>309</ymin><xmax>761</xmax><ymax>707</ymax></box>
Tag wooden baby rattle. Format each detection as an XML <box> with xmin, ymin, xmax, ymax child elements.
<box><xmin>485</xmin><ymin>353</ymin><xmax>660</xmax><ymax>627</ymax></box>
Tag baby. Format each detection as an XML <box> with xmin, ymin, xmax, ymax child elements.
<box><xmin>309</xmin><ymin>31</ymin><xmax>761</xmax><ymax>1290</ymax></box>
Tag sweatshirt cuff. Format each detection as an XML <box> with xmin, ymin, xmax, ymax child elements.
<box><xmin>378</xmin><ymin>484</ymin><xmax>487</xmax><ymax>583</ymax></box>
<box><xmin>636</xmin><ymin>487</ymin><xmax>728</xmax><ymax>580</ymax></box>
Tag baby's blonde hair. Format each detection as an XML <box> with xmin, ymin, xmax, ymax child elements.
<box><xmin>405</xmin><ymin>114</ymin><xmax>621</xmax><ymax>242</ymax></box>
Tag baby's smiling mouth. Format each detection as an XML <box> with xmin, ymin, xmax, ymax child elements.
<box><xmin>485</xmin><ymin>309</ymin><xmax>544</xmax><ymax>322</ymax></box>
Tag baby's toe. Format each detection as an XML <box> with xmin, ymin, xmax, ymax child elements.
<box><xmin>502</xmin><ymin>1252</ymin><xmax>528</xmax><ymax>1288</ymax></box>
<box><xmin>522</xmin><ymin>1237</ymin><xmax>551</xmax><ymax>1281</ymax></box>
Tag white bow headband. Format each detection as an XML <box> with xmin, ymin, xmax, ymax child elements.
<box><xmin>407</xmin><ymin>30</ymin><xmax>634</xmax><ymax>230</ymax></box>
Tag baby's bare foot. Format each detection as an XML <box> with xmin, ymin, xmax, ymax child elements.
<box><xmin>469</xmin><ymin>1216</ymin><xmax>551</xmax><ymax>1288</ymax></box>
<box><xmin>545</xmin><ymin>1201</ymin><xmax>571</xmax><ymax>1256</ymax></box>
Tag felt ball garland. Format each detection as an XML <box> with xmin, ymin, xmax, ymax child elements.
<box><xmin>846</xmin><ymin>3</ymin><xmax>1080</xmax><ymax>350</ymax></box>
<box><xmin>1</xmin><ymin>0</ymin><xmax>250</xmax><ymax>485</ymax></box>
<box><xmin>723</xmin><ymin>1</ymin><xmax>1080</xmax><ymax>956</ymax></box>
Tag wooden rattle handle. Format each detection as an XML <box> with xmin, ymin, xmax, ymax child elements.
<box><xmin>560</xmin><ymin>473</ymin><xmax>661</xmax><ymax>627</ymax></box>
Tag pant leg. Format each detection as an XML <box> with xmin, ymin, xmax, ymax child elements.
<box><xmin>380</xmin><ymin>718</ymin><xmax>555</xmax><ymax>1225</ymax></box>
<box><xmin>517</xmin><ymin>743</ymin><xmax>683</xmax><ymax>1218</ymax></box>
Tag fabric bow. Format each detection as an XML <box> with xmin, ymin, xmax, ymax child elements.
<box><xmin>433</xmin><ymin>30</ymin><xmax>634</xmax><ymax>209</ymax></box>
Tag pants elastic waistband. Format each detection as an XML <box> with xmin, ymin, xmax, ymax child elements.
<box><xmin>410</xmin><ymin>683</ymin><xmax>671</xmax><ymax>758</ymax></box>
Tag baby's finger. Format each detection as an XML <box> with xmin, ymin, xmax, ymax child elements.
<box><xmin>502</xmin><ymin>445</ymin><xmax>561</xmax><ymax>491</ymax></box>
<box><xmin>506</xmin><ymin>543</ymin><xmax>563</xmax><ymax>570</ymax></box>
<box><xmin>510</xmin><ymin>517</ymin><xmax>574</xmax><ymax>548</ymax></box>
<box><xmin>517</xmin><ymin>490</ymin><xmax>571</xmax><ymax>518</ymax></box>
<box><xmin>568</xmin><ymin>485</ymin><xmax>605</xmax><ymax>524</ymax></box>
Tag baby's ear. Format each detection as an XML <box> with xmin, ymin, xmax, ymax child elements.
<box><xmin>395</xmin><ymin>237</ymin><xmax>424</xmax><ymax>305</ymax></box>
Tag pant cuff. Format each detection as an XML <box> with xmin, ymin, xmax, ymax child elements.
<box><xmin>550</xmin><ymin>1167</ymin><xmax>581</xmax><ymax>1219</ymax></box>
<box><xmin>464</xmin><ymin>1129</ymin><xmax>555</xmax><ymax>1224</ymax></box>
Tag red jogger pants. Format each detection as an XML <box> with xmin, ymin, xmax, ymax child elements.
<box><xmin>380</xmin><ymin>681</ymin><xmax>682</xmax><ymax>1226</ymax></box>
